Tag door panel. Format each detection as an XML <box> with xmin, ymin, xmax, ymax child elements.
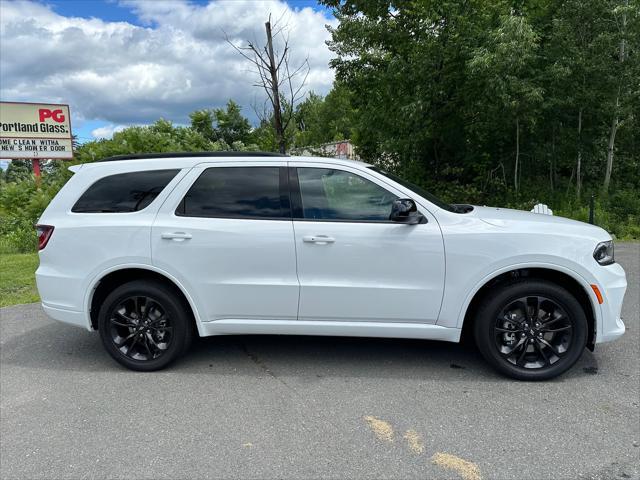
<box><xmin>151</xmin><ymin>163</ymin><xmax>299</xmax><ymax>322</ymax></box>
<box><xmin>291</xmin><ymin>164</ymin><xmax>445</xmax><ymax>324</ymax></box>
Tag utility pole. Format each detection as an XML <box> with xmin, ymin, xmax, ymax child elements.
<box><xmin>32</xmin><ymin>158</ymin><xmax>41</xmax><ymax>178</ymax></box>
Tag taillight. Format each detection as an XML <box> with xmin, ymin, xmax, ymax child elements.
<box><xmin>35</xmin><ymin>224</ymin><xmax>54</xmax><ymax>250</ymax></box>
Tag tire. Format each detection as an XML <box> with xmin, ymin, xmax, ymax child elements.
<box><xmin>98</xmin><ymin>280</ymin><xmax>193</xmax><ymax>371</ymax></box>
<box><xmin>473</xmin><ymin>279</ymin><xmax>588</xmax><ymax>381</ymax></box>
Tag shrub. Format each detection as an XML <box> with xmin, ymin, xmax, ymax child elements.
<box><xmin>0</xmin><ymin>174</ymin><xmax>67</xmax><ymax>253</ymax></box>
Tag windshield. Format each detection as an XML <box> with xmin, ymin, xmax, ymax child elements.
<box><xmin>368</xmin><ymin>167</ymin><xmax>456</xmax><ymax>212</ymax></box>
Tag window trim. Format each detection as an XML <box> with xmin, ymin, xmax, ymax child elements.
<box><xmin>289</xmin><ymin>166</ymin><xmax>412</xmax><ymax>224</ymax></box>
<box><xmin>174</xmin><ymin>166</ymin><xmax>292</xmax><ymax>221</ymax></box>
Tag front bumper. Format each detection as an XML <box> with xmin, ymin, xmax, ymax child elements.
<box><xmin>595</xmin><ymin>262</ymin><xmax>627</xmax><ymax>344</ymax></box>
<box><xmin>599</xmin><ymin>316</ymin><xmax>625</xmax><ymax>343</ymax></box>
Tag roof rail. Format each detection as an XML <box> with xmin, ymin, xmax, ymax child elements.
<box><xmin>98</xmin><ymin>151</ymin><xmax>288</xmax><ymax>162</ymax></box>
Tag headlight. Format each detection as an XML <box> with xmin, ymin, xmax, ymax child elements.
<box><xmin>593</xmin><ymin>240</ymin><xmax>615</xmax><ymax>265</ymax></box>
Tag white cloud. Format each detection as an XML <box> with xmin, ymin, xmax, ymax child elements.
<box><xmin>91</xmin><ymin>124</ymin><xmax>127</xmax><ymax>139</ymax></box>
<box><xmin>0</xmin><ymin>0</ymin><xmax>337</xmax><ymax>126</ymax></box>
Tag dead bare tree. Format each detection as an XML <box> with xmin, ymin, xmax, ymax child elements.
<box><xmin>226</xmin><ymin>14</ymin><xmax>309</xmax><ymax>154</ymax></box>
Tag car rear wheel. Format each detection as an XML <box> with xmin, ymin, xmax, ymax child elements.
<box><xmin>98</xmin><ymin>280</ymin><xmax>192</xmax><ymax>371</ymax></box>
<box><xmin>474</xmin><ymin>280</ymin><xmax>588</xmax><ymax>380</ymax></box>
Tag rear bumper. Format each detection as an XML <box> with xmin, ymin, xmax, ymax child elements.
<box><xmin>41</xmin><ymin>302</ymin><xmax>90</xmax><ymax>330</ymax></box>
<box><xmin>35</xmin><ymin>266</ymin><xmax>84</xmax><ymax>313</ymax></box>
<box><xmin>37</xmin><ymin>264</ymin><xmax>91</xmax><ymax>330</ymax></box>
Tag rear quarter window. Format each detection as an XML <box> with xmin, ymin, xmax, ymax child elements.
<box><xmin>72</xmin><ymin>169</ymin><xmax>180</xmax><ymax>213</ymax></box>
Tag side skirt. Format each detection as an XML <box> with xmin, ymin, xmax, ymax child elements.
<box><xmin>199</xmin><ymin>319</ymin><xmax>461</xmax><ymax>343</ymax></box>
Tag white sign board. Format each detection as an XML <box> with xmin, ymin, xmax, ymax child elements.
<box><xmin>0</xmin><ymin>102</ymin><xmax>73</xmax><ymax>159</ymax></box>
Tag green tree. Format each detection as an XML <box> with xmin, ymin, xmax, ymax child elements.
<box><xmin>601</xmin><ymin>0</ymin><xmax>638</xmax><ymax>192</ymax></box>
<box><xmin>320</xmin><ymin>0</ymin><xmax>639</xmax><ymax>237</ymax></box>
<box><xmin>469</xmin><ymin>13</ymin><xmax>544</xmax><ymax>193</ymax></box>
<box><xmin>74</xmin><ymin>117</ymin><xmax>260</xmax><ymax>164</ymax></box>
<box><xmin>4</xmin><ymin>160</ymin><xmax>32</xmax><ymax>183</ymax></box>
<box><xmin>189</xmin><ymin>109</ymin><xmax>216</xmax><ymax>141</ymax></box>
<box><xmin>546</xmin><ymin>0</ymin><xmax>638</xmax><ymax>198</ymax></box>
<box><xmin>294</xmin><ymin>92</ymin><xmax>325</xmax><ymax>147</ymax></box>
<box><xmin>294</xmin><ymin>84</ymin><xmax>354</xmax><ymax>148</ymax></box>
<box><xmin>213</xmin><ymin>100</ymin><xmax>252</xmax><ymax>146</ymax></box>
<box><xmin>189</xmin><ymin>101</ymin><xmax>252</xmax><ymax>147</ymax></box>
<box><xmin>322</xmin><ymin>0</ymin><xmax>506</xmax><ymax>183</ymax></box>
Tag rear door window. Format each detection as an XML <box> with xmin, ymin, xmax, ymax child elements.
<box><xmin>72</xmin><ymin>169</ymin><xmax>180</xmax><ymax>213</ymax></box>
<box><xmin>176</xmin><ymin>166</ymin><xmax>289</xmax><ymax>219</ymax></box>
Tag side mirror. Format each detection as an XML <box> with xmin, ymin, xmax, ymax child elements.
<box><xmin>390</xmin><ymin>199</ymin><xmax>425</xmax><ymax>225</ymax></box>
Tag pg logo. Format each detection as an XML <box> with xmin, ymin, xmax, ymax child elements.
<box><xmin>38</xmin><ymin>108</ymin><xmax>65</xmax><ymax>123</ymax></box>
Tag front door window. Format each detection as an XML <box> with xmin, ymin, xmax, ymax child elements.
<box><xmin>297</xmin><ymin>168</ymin><xmax>397</xmax><ymax>221</ymax></box>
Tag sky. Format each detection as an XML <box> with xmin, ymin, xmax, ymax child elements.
<box><xmin>0</xmin><ymin>0</ymin><xmax>337</xmax><ymax>144</ymax></box>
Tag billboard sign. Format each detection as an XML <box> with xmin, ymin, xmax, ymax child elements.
<box><xmin>0</xmin><ymin>101</ymin><xmax>73</xmax><ymax>159</ymax></box>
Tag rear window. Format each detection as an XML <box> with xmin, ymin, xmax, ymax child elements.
<box><xmin>176</xmin><ymin>167</ymin><xmax>288</xmax><ymax>219</ymax></box>
<box><xmin>72</xmin><ymin>169</ymin><xmax>180</xmax><ymax>213</ymax></box>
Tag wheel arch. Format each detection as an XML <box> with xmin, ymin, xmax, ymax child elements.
<box><xmin>459</xmin><ymin>266</ymin><xmax>598</xmax><ymax>350</ymax></box>
<box><xmin>86</xmin><ymin>265</ymin><xmax>203</xmax><ymax>335</ymax></box>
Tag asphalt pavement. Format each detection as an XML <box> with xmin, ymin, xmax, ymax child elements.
<box><xmin>1</xmin><ymin>243</ymin><xmax>638</xmax><ymax>480</ymax></box>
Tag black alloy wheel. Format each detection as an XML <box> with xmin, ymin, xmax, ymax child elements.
<box><xmin>108</xmin><ymin>295</ymin><xmax>173</xmax><ymax>361</ymax></box>
<box><xmin>98</xmin><ymin>280</ymin><xmax>192</xmax><ymax>371</ymax></box>
<box><xmin>474</xmin><ymin>280</ymin><xmax>588</xmax><ymax>380</ymax></box>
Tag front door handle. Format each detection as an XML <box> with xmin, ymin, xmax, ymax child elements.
<box><xmin>161</xmin><ymin>232</ymin><xmax>192</xmax><ymax>241</ymax></box>
<box><xmin>302</xmin><ymin>235</ymin><xmax>335</xmax><ymax>244</ymax></box>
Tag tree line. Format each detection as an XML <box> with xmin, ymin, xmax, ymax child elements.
<box><xmin>319</xmin><ymin>0</ymin><xmax>638</xmax><ymax>229</ymax></box>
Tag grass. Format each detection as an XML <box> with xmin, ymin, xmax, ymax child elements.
<box><xmin>0</xmin><ymin>253</ymin><xmax>40</xmax><ymax>307</ymax></box>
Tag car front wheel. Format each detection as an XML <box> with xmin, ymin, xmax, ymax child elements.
<box><xmin>474</xmin><ymin>280</ymin><xmax>588</xmax><ymax>380</ymax></box>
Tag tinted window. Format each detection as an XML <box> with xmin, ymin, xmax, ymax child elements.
<box><xmin>368</xmin><ymin>167</ymin><xmax>456</xmax><ymax>212</ymax></box>
<box><xmin>297</xmin><ymin>168</ymin><xmax>397</xmax><ymax>221</ymax></box>
<box><xmin>178</xmin><ymin>167</ymin><xmax>287</xmax><ymax>219</ymax></box>
<box><xmin>72</xmin><ymin>169</ymin><xmax>179</xmax><ymax>213</ymax></box>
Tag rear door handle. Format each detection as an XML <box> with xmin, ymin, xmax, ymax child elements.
<box><xmin>161</xmin><ymin>232</ymin><xmax>192</xmax><ymax>241</ymax></box>
<box><xmin>302</xmin><ymin>235</ymin><xmax>335</xmax><ymax>244</ymax></box>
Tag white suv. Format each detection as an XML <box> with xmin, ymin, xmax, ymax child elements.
<box><xmin>35</xmin><ymin>153</ymin><xmax>627</xmax><ymax>379</ymax></box>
